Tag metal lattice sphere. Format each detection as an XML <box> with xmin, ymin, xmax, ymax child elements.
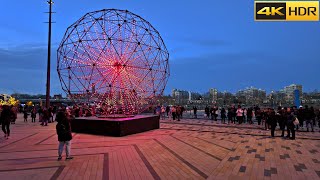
<box><xmin>57</xmin><ymin>9</ymin><xmax>170</xmax><ymax>116</ymax></box>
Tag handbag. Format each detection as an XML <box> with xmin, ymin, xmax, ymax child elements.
<box><xmin>293</xmin><ymin>117</ymin><xmax>300</xmax><ymax>125</ymax></box>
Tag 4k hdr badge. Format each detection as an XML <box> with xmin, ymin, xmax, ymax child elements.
<box><xmin>254</xmin><ymin>1</ymin><xmax>319</xmax><ymax>21</ymax></box>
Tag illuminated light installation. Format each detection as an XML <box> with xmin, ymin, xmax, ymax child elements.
<box><xmin>57</xmin><ymin>9</ymin><xmax>170</xmax><ymax>117</ymax></box>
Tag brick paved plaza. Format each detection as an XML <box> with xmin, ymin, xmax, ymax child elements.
<box><xmin>0</xmin><ymin>114</ymin><xmax>319</xmax><ymax>180</ymax></box>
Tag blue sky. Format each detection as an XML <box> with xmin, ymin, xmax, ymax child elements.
<box><xmin>0</xmin><ymin>0</ymin><xmax>319</xmax><ymax>95</ymax></box>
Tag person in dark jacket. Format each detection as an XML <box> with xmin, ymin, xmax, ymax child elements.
<box><xmin>1</xmin><ymin>105</ymin><xmax>13</xmax><ymax>139</ymax></box>
<box><xmin>286</xmin><ymin>108</ymin><xmax>296</xmax><ymax>140</ymax></box>
<box><xmin>227</xmin><ymin>107</ymin><xmax>232</xmax><ymax>124</ymax></box>
<box><xmin>304</xmin><ymin>105</ymin><xmax>315</xmax><ymax>132</ymax></box>
<box><xmin>255</xmin><ymin>108</ymin><xmax>262</xmax><ymax>125</ymax></box>
<box><xmin>41</xmin><ymin>108</ymin><xmax>50</xmax><ymax>126</ymax></box>
<box><xmin>221</xmin><ymin>108</ymin><xmax>226</xmax><ymax>124</ymax></box>
<box><xmin>210</xmin><ymin>106</ymin><xmax>215</xmax><ymax>121</ymax></box>
<box><xmin>31</xmin><ymin>107</ymin><xmax>37</xmax><ymax>123</ymax></box>
<box><xmin>247</xmin><ymin>108</ymin><xmax>253</xmax><ymax>124</ymax></box>
<box><xmin>279</xmin><ymin>107</ymin><xmax>287</xmax><ymax>137</ymax></box>
<box><xmin>193</xmin><ymin>106</ymin><xmax>197</xmax><ymax>119</ymax></box>
<box><xmin>297</xmin><ymin>106</ymin><xmax>304</xmax><ymax>130</ymax></box>
<box><xmin>205</xmin><ymin>106</ymin><xmax>210</xmax><ymax>119</ymax></box>
<box><xmin>56</xmin><ymin>109</ymin><xmax>73</xmax><ymax>160</ymax></box>
<box><xmin>269</xmin><ymin>109</ymin><xmax>277</xmax><ymax>137</ymax></box>
<box><xmin>23</xmin><ymin>109</ymin><xmax>28</xmax><ymax>122</ymax></box>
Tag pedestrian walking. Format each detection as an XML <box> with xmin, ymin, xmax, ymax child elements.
<box><xmin>1</xmin><ymin>105</ymin><xmax>13</xmax><ymax>139</ymax></box>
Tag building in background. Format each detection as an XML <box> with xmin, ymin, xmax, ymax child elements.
<box><xmin>53</xmin><ymin>94</ymin><xmax>63</xmax><ymax>100</ymax></box>
<box><xmin>281</xmin><ymin>84</ymin><xmax>303</xmax><ymax>105</ymax></box>
<box><xmin>268</xmin><ymin>90</ymin><xmax>286</xmax><ymax>107</ymax></box>
<box><xmin>236</xmin><ymin>87</ymin><xmax>266</xmax><ymax>106</ymax></box>
<box><xmin>171</xmin><ymin>89</ymin><xmax>189</xmax><ymax>104</ymax></box>
<box><xmin>209</xmin><ymin>88</ymin><xmax>218</xmax><ymax>104</ymax></box>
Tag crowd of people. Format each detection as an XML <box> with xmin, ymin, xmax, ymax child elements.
<box><xmin>156</xmin><ymin>104</ymin><xmax>320</xmax><ymax>139</ymax></box>
<box><xmin>1</xmin><ymin>102</ymin><xmax>319</xmax><ymax>160</ymax></box>
<box><xmin>0</xmin><ymin>105</ymin><xmax>74</xmax><ymax>160</ymax></box>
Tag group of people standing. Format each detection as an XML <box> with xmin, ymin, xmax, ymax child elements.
<box><xmin>22</xmin><ymin>106</ymin><xmax>57</xmax><ymax>126</ymax></box>
<box><xmin>155</xmin><ymin>105</ymin><xmax>185</xmax><ymax>121</ymax></box>
<box><xmin>162</xmin><ymin>103</ymin><xmax>320</xmax><ymax>140</ymax></box>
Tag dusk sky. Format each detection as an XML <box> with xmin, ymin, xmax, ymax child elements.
<box><xmin>0</xmin><ymin>0</ymin><xmax>319</xmax><ymax>96</ymax></box>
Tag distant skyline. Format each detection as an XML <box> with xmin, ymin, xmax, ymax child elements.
<box><xmin>0</xmin><ymin>0</ymin><xmax>319</xmax><ymax>96</ymax></box>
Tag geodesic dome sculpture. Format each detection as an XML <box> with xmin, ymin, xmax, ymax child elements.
<box><xmin>57</xmin><ymin>9</ymin><xmax>169</xmax><ymax>116</ymax></box>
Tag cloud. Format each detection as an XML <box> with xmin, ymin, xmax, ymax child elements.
<box><xmin>165</xmin><ymin>51</ymin><xmax>320</xmax><ymax>94</ymax></box>
<box><xmin>0</xmin><ymin>44</ymin><xmax>63</xmax><ymax>95</ymax></box>
<box><xmin>179</xmin><ymin>38</ymin><xmax>229</xmax><ymax>47</ymax></box>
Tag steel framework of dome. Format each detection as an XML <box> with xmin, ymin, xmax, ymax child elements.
<box><xmin>57</xmin><ymin>9</ymin><xmax>170</xmax><ymax>116</ymax></box>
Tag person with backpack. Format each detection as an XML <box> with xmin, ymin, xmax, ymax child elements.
<box><xmin>56</xmin><ymin>108</ymin><xmax>73</xmax><ymax>161</ymax></box>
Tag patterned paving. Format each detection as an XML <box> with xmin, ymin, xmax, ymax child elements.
<box><xmin>0</xmin><ymin>114</ymin><xmax>319</xmax><ymax>180</ymax></box>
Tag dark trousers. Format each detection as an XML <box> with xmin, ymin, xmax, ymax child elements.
<box><xmin>32</xmin><ymin>117</ymin><xmax>36</xmax><ymax>123</ymax></box>
<box><xmin>287</xmin><ymin>124</ymin><xmax>295</xmax><ymax>139</ymax></box>
<box><xmin>172</xmin><ymin>112</ymin><xmax>176</xmax><ymax>120</ymax></box>
<box><xmin>237</xmin><ymin>116</ymin><xmax>243</xmax><ymax>124</ymax></box>
<box><xmin>228</xmin><ymin>116</ymin><xmax>232</xmax><ymax>123</ymax></box>
<box><xmin>247</xmin><ymin>116</ymin><xmax>253</xmax><ymax>124</ymax></box>
<box><xmin>299</xmin><ymin>120</ymin><xmax>304</xmax><ymax>127</ymax></box>
<box><xmin>256</xmin><ymin>117</ymin><xmax>261</xmax><ymax>125</ymax></box>
<box><xmin>265</xmin><ymin>121</ymin><xmax>269</xmax><ymax>130</ymax></box>
<box><xmin>280</xmin><ymin>123</ymin><xmax>285</xmax><ymax>137</ymax></box>
<box><xmin>177</xmin><ymin>114</ymin><xmax>181</xmax><ymax>121</ymax></box>
<box><xmin>2</xmin><ymin>123</ymin><xmax>10</xmax><ymax>136</ymax></box>
<box><xmin>271</xmin><ymin>125</ymin><xmax>276</xmax><ymax>137</ymax></box>
<box><xmin>232</xmin><ymin>116</ymin><xmax>236</xmax><ymax>123</ymax></box>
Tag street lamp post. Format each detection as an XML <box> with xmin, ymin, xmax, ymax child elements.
<box><xmin>45</xmin><ymin>0</ymin><xmax>54</xmax><ymax>108</ymax></box>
